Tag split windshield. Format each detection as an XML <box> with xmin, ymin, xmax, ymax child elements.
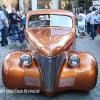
<box><xmin>28</xmin><ymin>14</ymin><xmax>73</xmax><ymax>28</ymax></box>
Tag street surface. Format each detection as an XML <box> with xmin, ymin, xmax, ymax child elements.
<box><xmin>0</xmin><ymin>35</ymin><xmax>100</xmax><ymax>100</ymax></box>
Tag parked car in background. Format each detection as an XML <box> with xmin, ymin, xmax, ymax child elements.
<box><xmin>2</xmin><ymin>9</ymin><xmax>98</xmax><ymax>96</ymax></box>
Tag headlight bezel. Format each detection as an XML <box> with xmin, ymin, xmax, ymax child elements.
<box><xmin>20</xmin><ymin>54</ymin><xmax>32</xmax><ymax>67</ymax></box>
<box><xmin>68</xmin><ymin>55</ymin><xmax>80</xmax><ymax>67</ymax></box>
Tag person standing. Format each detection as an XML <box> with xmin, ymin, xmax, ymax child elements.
<box><xmin>3</xmin><ymin>5</ymin><xmax>9</xmax><ymax>18</ymax></box>
<box><xmin>3</xmin><ymin>5</ymin><xmax>9</xmax><ymax>37</ymax></box>
<box><xmin>89</xmin><ymin>7</ymin><xmax>96</xmax><ymax>40</ymax></box>
<box><xmin>94</xmin><ymin>10</ymin><xmax>100</xmax><ymax>36</ymax></box>
<box><xmin>77</xmin><ymin>10</ymin><xmax>87</xmax><ymax>38</ymax></box>
<box><xmin>21</xmin><ymin>12</ymin><xmax>26</xmax><ymax>29</ymax></box>
<box><xmin>17</xmin><ymin>12</ymin><xmax>22</xmax><ymax>24</ymax></box>
<box><xmin>86</xmin><ymin>10</ymin><xmax>91</xmax><ymax>34</ymax></box>
<box><xmin>28</xmin><ymin>7</ymin><xmax>32</xmax><ymax>12</ymax></box>
<box><xmin>8</xmin><ymin>8</ymin><xmax>20</xmax><ymax>35</ymax></box>
<box><xmin>0</xmin><ymin>5</ymin><xmax>8</xmax><ymax>46</ymax></box>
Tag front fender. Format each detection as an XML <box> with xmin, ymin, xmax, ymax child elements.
<box><xmin>2</xmin><ymin>50</ymin><xmax>44</xmax><ymax>93</ymax></box>
<box><xmin>55</xmin><ymin>52</ymin><xmax>98</xmax><ymax>92</ymax></box>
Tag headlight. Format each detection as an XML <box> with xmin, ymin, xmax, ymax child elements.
<box><xmin>20</xmin><ymin>54</ymin><xmax>32</xmax><ymax>67</ymax></box>
<box><xmin>68</xmin><ymin>55</ymin><xmax>80</xmax><ymax>67</ymax></box>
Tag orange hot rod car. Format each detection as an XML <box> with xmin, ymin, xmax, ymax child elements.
<box><xmin>2</xmin><ymin>10</ymin><xmax>98</xmax><ymax>96</ymax></box>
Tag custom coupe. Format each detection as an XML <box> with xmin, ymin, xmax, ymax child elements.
<box><xmin>2</xmin><ymin>9</ymin><xmax>98</xmax><ymax>96</ymax></box>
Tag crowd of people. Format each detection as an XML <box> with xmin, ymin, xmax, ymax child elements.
<box><xmin>0</xmin><ymin>5</ymin><xmax>32</xmax><ymax>47</ymax></box>
<box><xmin>77</xmin><ymin>7</ymin><xmax>100</xmax><ymax>40</ymax></box>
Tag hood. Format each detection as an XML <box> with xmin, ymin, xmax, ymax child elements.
<box><xmin>27</xmin><ymin>28</ymin><xmax>76</xmax><ymax>56</ymax></box>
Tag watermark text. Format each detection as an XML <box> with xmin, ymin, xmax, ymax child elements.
<box><xmin>0</xmin><ymin>89</ymin><xmax>40</xmax><ymax>93</ymax></box>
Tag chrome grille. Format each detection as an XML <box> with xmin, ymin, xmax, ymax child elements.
<box><xmin>34</xmin><ymin>53</ymin><xmax>65</xmax><ymax>91</ymax></box>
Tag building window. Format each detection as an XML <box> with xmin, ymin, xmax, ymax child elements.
<box><xmin>28</xmin><ymin>0</ymin><xmax>32</xmax><ymax>8</ymax></box>
<box><xmin>59</xmin><ymin>0</ymin><xmax>72</xmax><ymax>10</ymax></box>
<box><xmin>37</xmin><ymin>0</ymin><xmax>51</xmax><ymax>9</ymax></box>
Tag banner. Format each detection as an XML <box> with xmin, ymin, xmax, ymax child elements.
<box><xmin>93</xmin><ymin>0</ymin><xmax>100</xmax><ymax>6</ymax></box>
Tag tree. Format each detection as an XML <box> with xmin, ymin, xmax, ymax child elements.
<box><xmin>77</xmin><ymin>0</ymin><xmax>92</xmax><ymax>13</ymax></box>
<box><xmin>4</xmin><ymin>0</ymin><xmax>18</xmax><ymax>7</ymax></box>
<box><xmin>0</xmin><ymin>0</ymin><xmax>18</xmax><ymax>10</ymax></box>
<box><xmin>72</xmin><ymin>0</ymin><xmax>92</xmax><ymax>14</ymax></box>
<box><xmin>65</xmin><ymin>3</ymin><xmax>72</xmax><ymax>10</ymax></box>
<box><xmin>24</xmin><ymin>0</ymin><xmax>29</xmax><ymax>12</ymax></box>
<box><xmin>72</xmin><ymin>0</ymin><xmax>78</xmax><ymax>15</ymax></box>
<box><xmin>0</xmin><ymin>0</ymin><xmax>4</xmax><ymax>4</ymax></box>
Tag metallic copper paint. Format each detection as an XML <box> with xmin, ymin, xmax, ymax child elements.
<box><xmin>25</xmin><ymin>28</ymin><xmax>76</xmax><ymax>56</ymax></box>
<box><xmin>55</xmin><ymin>52</ymin><xmax>98</xmax><ymax>92</ymax></box>
<box><xmin>2</xmin><ymin>10</ymin><xmax>98</xmax><ymax>97</ymax></box>
<box><xmin>2</xmin><ymin>51</ymin><xmax>98</xmax><ymax>96</ymax></box>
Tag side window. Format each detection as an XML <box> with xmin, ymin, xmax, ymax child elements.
<box><xmin>28</xmin><ymin>15</ymin><xmax>50</xmax><ymax>27</ymax></box>
<box><xmin>28</xmin><ymin>16</ymin><xmax>39</xmax><ymax>27</ymax></box>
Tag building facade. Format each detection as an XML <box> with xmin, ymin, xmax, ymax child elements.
<box><xmin>19</xmin><ymin>0</ymin><xmax>72</xmax><ymax>12</ymax></box>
